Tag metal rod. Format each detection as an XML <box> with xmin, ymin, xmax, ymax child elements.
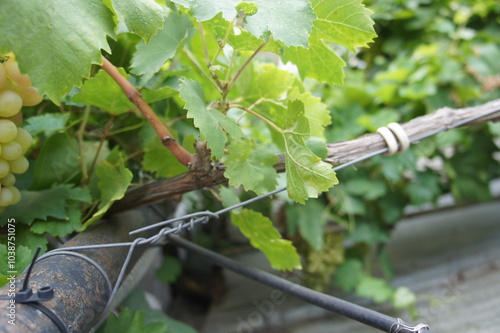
<box><xmin>167</xmin><ymin>234</ymin><xmax>433</xmax><ymax>333</ymax></box>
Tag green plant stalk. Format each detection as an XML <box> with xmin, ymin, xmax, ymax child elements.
<box><xmin>183</xmin><ymin>48</ymin><xmax>223</xmax><ymax>93</ymax></box>
<box><xmin>88</xmin><ymin>116</ymin><xmax>114</xmax><ymax>180</ymax></box>
<box><xmin>210</xmin><ymin>19</ymin><xmax>235</xmax><ymax>66</ymax></box>
<box><xmin>198</xmin><ymin>22</ymin><xmax>211</xmax><ymax>66</ymax></box>
<box><xmin>224</xmin><ymin>42</ymin><xmax>267</xmax><ymax>99</ymax></box>
<box><xmin>232</xmin><ymin>104</ymin><xmax>283</xmax><ymax>133</ymax></box>
<box><xmin>77</xmin><ymin>105</ymin><xmax>91</xmax><ymax>182</ymax></box>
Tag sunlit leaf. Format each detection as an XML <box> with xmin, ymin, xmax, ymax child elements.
<box><xmin>231</xmin><ymin>209</ymin><xmax>302</xmax><ymax>270</ymax></box>
<box><xmin>0</xmin><ymin>0</ymin><xmax>114</xmax><ymax>102</ymax></box>
<box><xmin>281</xmin><ymin>100</ymin><xmax>338</xmax><ymax>204</ymax></box>
<box><xmin>224</xmin><ymin>138</ymin><xmax>278</xmax><ymax>195</ymax></box>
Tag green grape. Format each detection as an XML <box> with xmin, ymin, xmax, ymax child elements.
<box><xmin>0</xmin><ymin>186</ymin><xmax>14</xmax><ymax>206</ymax></box>
<box><xmin>9</xmin><ymin>186</ymin><xmax>20</xmax><ymax>205</ymax></box>
<box><xmin>9</xmin><ymin>156</ymin><xmax>28</xmax><ymax>174</ymax></box>
<box><xmin>0</xmin><ymin>64</ymin><xmax>6</xmax><ymax>90</ymax></box>
<box><xmin>0</xmin><ymin>173</ymin><xmax>15</xmax><ymax>187</ymax></box>
<box><xmin>0</xmin><ymin>119</ymin><xmax>17</xmax><ymax>143</ymax></box>
<box><xmin>1</xmin><ymin>141</ymin><xmax>22</xmax><ymax>160</ymax></box>
<box><xmin>13</xmin><ymin>84</ymin><xmax>43</xmax><ymax>106</ymax></box>
<box><xmin>14</xmin><ymin>127</ymin><xmax>33</xmax><ymax>153</ymax></box>
<box><xmin>3</xmin><ymin>55</ymin><xmax>31</xmax><ymax>87</ymax></box>
<box><xmin>0</xmin><ymin>159</ymin><xmax>9</xmax><ymax>178</ymax></box>
<box><xmin>0</xmin><ymin>90</ymin><xmax>23</xmax><ymax>118</ymax></box>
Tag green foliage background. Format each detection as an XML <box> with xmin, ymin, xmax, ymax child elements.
<box><xmin>0</xmin><ymin>0</ymin><xmax>499</xmax><ymax>330</ymax></box>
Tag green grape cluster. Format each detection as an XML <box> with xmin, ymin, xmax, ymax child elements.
<box><xmin>0</xmin><ymin>53</ymin><xmax>40</xmax><ymax>212</ymax></box>
<box><xmin>304</xmin><ymin>232</ymin><xmax>345</xmax><ymax>292</ymax></box>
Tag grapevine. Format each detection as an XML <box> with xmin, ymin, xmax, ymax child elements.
<box><xmin>0</xmin><ymin>53</ymin><xmax>40</xmax><ymax>212</ymax></box>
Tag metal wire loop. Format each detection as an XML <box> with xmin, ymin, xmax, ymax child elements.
<box><xmin>389</xmin><ymin>318</ymin><xmax>430</xmax><ymax>333</ymax></box>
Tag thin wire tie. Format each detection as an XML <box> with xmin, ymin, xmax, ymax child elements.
<box><xmin>129</xmin><ymin>211</ymin><xmax>220</xmax><ymax>235</ymax></box>
<box><xmin>389</xmin><ymin>318</ymin><xmax>430</xmax><ymax>333</ymax></box>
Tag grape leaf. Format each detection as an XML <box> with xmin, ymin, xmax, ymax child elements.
<box><xmin>207</xmin><ymin>14</ymin><xmax>282</xmax><ymax>54</ymax></box>
<box><xmin>0</xmin><ymin>0</ymin><xmax>114</xmax><ymax>102</ymax></box>
<box><xmin>24</xmin><ymin>113</ymin><xmax>71</xmax><ymax>136</ymax></box>
<box><xmin>236</xmin><ymin>2</ymin><xmax>259</xmax><ymax>16</ymax></box>
<box><xmin>219</xmin><ymin>186</ymin><xmax>242</xmax><ymax>213</ymax></box>
<box><xmin>356</xmin><ymin>276</ymin><xmax>393</xmax><ymax>303</ymax></box>
<box><xmin>155</xmin><ymin>255</ymin><xmax>182</xmax><ymax>284</ymax></box>
<box><xmin>15</xmin><ymin>226</ymin><xmax>49</xmax><ymax>254</ymax></box>
<box><xmin>282</xmin><ymin>35</ymin><xmax>346</xmax><ymax>85</ymax></box>
<box><xmin>0</xmin><ymin>245</ymin><xmax>32</xmax><ymax>277</ymax></box>
<box><xmin>245</xmin><ymin>0</ymin><xmax>316</xmax><ymax>47</ymax></box>
<box><xmin>281</xmin><ymin>100</ymin><xmax>338</xmax><ymax>204</ymax></box>
<box><xmin>171</xmin><ymin>0</ymin><xmax>239</xmax><ymax>21</ymax></box>
<box><xmin>283</xmin><ymin>0</ymin><xmax>376</xmax><ymax>85</ymax></box>
<box><xmin>72</xmin><ymin>68</ymin><xmax>135</xmax><ymax>115</ymax></box>
<box><xmin>287</xmin><ymin>88</ymin><xmax>332</xmax><ymax>139</ymax></box>
<box><xmin>31</xmin><ymin>133</ymin><xmax>80</xmax><ymax>190</ymax></box>
<box><xmin>224</xmin><ymin>138</ymin><xmax>279</xmax><ymax>195</ymax></box>
<box><xmin>82</xmin><ymin>149</ymin><xmax>133</xmax><ymax>230</ymax></box>
<box><xmin>178</xmin><ymin>78</ymin><xmax>243</xmax><ymax>158</ymax></box>
<box><xmin>255</xmin><ymin>64</ymin><xmax>296</xmax><ymax>99</ymax></box>
<box><xmin>103</xmin><ymin>308</ymin><xmax>168</xmax><ymax>333</ymax></box>
<box><xmin>0</xmin><ymin>184</ymin><xmax>88</xmax><ymax>225</ymax></box>
<box><xmin>121</xmin><ymin>290</ymin><xmax>198</xmax><ymax>333</ymax></box>
<box><xmin>108</xmin><ymin>0</ymin><xmax>166</xmax><ymax>43</ymax></box>
<box><xmin>335</xmin><ymin>259</ymin><xmax>364</xmax><ymax>292</ymax></box>
<box><xmin>31</xmin><ymin>134</ymin><xmax>109</xmax><ymax>190</ymax></box>
<box><xmin>0</xmin><ymin>187</ymin><xmax>69</xmax><ymax>224</ymax></box>
<box><xmin>30</xmin><ymin>208</ymin><xmax>82</xmax><ymax>237</ymax></box>
<box><xmin>312</xmin><ymin>0</ymin><xmax>376</xmax><ymax>52</ymax></box>
<box><xmin>130</xmin><ymin>10</ymin><xmax>193</xmax><ymax>84</ymax></box>
<box><xmin>28</xmin><ymin>186</ymin><xmax>90</xmax><ymax>236</ymax></box>
<box><xmin>393</xmin><ymin>287</ymin><xmax>417</xmax><ymax>309</ymax></box>
<box><xmin>231</xmin><ymin>209</ymin><xmax>302</xmax><ymax>270</ymax></box>
<box><xmin>142</xmin><ymin>135</ymin><xmax>194</xmax><ymax>178</ymax></box>
<box><xmin>141</xmin><ymin>86</ymin><xmax>178</xmax><ymax>103</ymax></box>
<box><xmin>286</xmin><ymin>199</ymin><xmax>326</xmax><ymax>250</ymax></box>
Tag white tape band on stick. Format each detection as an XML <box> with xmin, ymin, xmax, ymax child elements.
<box><xmin>377</xmin><ymin>126</ymin><xmax>398</xmax><ymax>155</ymax></box>
<box><xmin>377</xmin><ymin>122</ymin><xmax>410</xmax><ymax>156</ymax></box>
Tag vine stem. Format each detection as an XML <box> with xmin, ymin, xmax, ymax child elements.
<box><xmin>224</xmin><ymin>42</ymin><xmax>266</xmax><ymax>99</ymax></box>
<box><xmin>183</xmin><ymin>49</ymin><xmax>223</xmax><ymax>92</ymax></box>
<box><xmin>77</xmin><ymin>105</ymin><xmax>91</xmax><ymax>181</ymax></box>
<box><xmin>88</xmin><ymin>116</ymin><xmax>114</xmax><ymax>179</ymax></box>
<box><xmin>198</xmin><ymin>22</ymin><xmax>211</xmax><ymax>66</ymax></box>
<box><xmin>100</xmin><ymin>56</ymin><xmax>194</xmax><ymax>166</ymax></box>
<box><xmin>210</xmin><ymin>19</ymin><xmax>235</xmax><ymax>66</ymax></box>
<box><xmin>232</xmin><ymin>104</ymin><xmax>283</xmax><ymax>133</ymax></box>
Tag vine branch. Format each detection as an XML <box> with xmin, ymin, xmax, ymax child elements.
<box><xmin>100</xmin><ymin>56</ymin><xmax>194</xmax><ymax>166</ymax></box>
<box><xmin>110</xmin><ymin>98</ymin><xmax>500</xmax><ymax>213</ymax></box>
